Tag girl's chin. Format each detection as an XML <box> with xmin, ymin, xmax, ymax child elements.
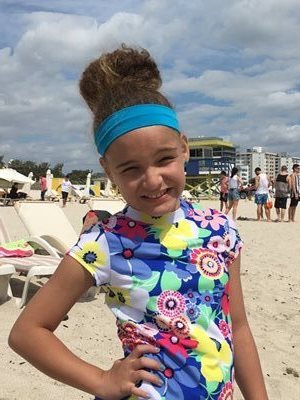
<box><xmin>141</xmin><ymin>198</ymin><xmax>180</xmax><ymax>216</ymax></box>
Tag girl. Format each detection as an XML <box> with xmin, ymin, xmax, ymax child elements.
<box><xmin>226</xmin><ymin>167</ymin><xmax>243</xmax><ymax>221</ymax></box>
<box><xmin>9</xmin><ymin>45</ymin><xmax>268</xmax><ymax>400</ymax></box>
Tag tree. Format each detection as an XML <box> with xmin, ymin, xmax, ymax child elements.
<box><xmin>51</xmin><ymin>163</ymin><xmax>64</xmax><ymax>178</ymax></box>
<box><xmin>68</xmin><ymin>169</ymin><xmax>91</xmax><ymax>184</ymax></box>
<box><xmin>0</xmin><ymin>155</ymin><xmax>5</xmax><ymax>168</ymax></box>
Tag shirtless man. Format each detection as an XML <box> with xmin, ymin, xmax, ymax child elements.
<box><xmin>288</xmin><ymin>164</ymin><xmax>300</xmax><ymax>222</ymax></box>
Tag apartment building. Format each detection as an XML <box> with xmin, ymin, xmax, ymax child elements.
<box><xmin>236</xmin><ymin>147</ymin><xmax>300</xmax><ymax>183</ymax></box>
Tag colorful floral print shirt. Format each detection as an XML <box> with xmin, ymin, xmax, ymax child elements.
<box><xmin>69</xmin><ymin>199</ymin><xmax>243</xmax><ymax>400</ymax></box>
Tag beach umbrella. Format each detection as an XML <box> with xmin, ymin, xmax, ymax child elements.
<box><xmin>0</xmin><ymin>168</ymin><xmax>35</xmax><ymax>184</ymax></box>
<box><xmin>103</xmin><ymin>178</ymin><xmax>114</xmax><ymax>197</ymax></box>
<box><xmin>20</xmin><ymin>172</ymin><xmax>34</xmax><ymax>195</ymax></box>
<box><xmin>45</xmin><ymin>169</ymin><xmax>53</xmax><ymax>198</ymax></box>
<box><xmin>83</xmin><ymin>172</ymin><xmax>91</xmax><ymax>197</ymax></box>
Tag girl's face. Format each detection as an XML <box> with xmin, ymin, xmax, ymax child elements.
<box><xmin>100</xmin><ymin>126</ymin><xmax>189</xmax><ymax>217</ymax></box>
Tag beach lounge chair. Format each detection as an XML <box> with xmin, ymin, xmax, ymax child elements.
<box><xmin>0</xmin><ymin>263</ymin><xmax>15</xmax><ymax>304</ymax></box>
<box><xmin>0</xmin><ymin>216</ymin><xmax>60</xmax><ymax>307</ymax></box>
<box><xmin>14</xmin><ymin>201</ymin><xmax>97</xmax><ymax>300</ymax></box>
<box><xmin>15</xmin><ymin>201</ymin><xmax>78</xmax><ymax>256</ymax></box>
<box><xmin>88</xmin><ymin>198</ymin><xmax>125</xmax><ymax>215</ymax></box>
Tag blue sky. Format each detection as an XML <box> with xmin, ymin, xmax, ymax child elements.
<box><xmin>1</xmin><ymin>0</ymin><xmax>300</xmax><ymax>172</ymax></box>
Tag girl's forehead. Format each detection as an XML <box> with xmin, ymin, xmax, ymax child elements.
<box><xmin>106</xmin><ymin>126</ymin><xmax>181</xmax><ymax>156</ymax></box>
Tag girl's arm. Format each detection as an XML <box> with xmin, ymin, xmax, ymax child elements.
<box><xmin>9</xmin><ymin>256</ymin><xmax>161</xmax><ymax>399</ymax></box>
<box><xmin>229</xmin><ymin>254</ymin><xmax>268</xmax><ymax>400</ymax></box>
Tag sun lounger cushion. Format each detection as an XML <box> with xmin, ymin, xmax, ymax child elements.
<box><xmin>0</xmin><ymin>239</ymin><xmax>34</xmax><ymax>258</ymax></box>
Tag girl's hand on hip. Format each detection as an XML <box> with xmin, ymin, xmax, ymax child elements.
<box><xmin>98</xmin><ymin>344</ymin><xmax>163</xmax><ymax>400</ymax></box>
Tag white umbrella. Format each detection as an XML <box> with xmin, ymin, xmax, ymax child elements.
<box><xmin>103</xmin><ymin>178</ymin><xmax>115</xmax><ymax>197</ymax></box>
<box><xmin>0</xmin><ymin>168</ymin><xmax>35</xmax><ymax>184</ymax></box>
<box><xmin>20</xmin><ymin>172</ymin><xmax>34</xmax><ymax>195</ymax></box>
<box><xmin>83</xmin><ymin>172</ymin><xmax>91</xmax><ymax>197</ymax></box>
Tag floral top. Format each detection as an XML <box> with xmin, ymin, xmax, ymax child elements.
<box><xmin>69</xmin><ymin>199</ymin><xmax>243</xmax><ymax>400</ymax></box>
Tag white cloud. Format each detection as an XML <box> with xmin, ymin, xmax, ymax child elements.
<box><xmin>0</xmin><ymin>0</ymin><xmax>300</xmax><ymax>172</ymax></box>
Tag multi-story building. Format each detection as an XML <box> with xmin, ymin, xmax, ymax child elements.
<box><xmin>236</xmin><ymin>147</ymin><xmax>300</xmax><ymax>183</ymax></box>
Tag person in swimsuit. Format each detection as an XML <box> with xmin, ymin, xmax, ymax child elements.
<box><xmin>9</xmin><ymin>45</ymin><xmax>268</xmax><ymax>400</ymax></box>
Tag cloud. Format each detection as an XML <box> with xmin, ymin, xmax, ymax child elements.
<box><xmin>0</xmin><ymin>0</ymin><xmax>300</xmax><ymax>172</ymax></box>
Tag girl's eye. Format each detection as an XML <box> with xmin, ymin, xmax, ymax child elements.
<box><xmin>160</xmin><ymin>156</ymin><xmax>175</xmax><ymax>163</ymax></box>
<box><xmin>122</xmin><ymin>166</ymin><xmax>138</xmax><ymax>173</ymax></box>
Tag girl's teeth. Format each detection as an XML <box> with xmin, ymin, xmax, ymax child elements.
<box><xmin>146</xmin><ymin>191</ymin><xmax>166</xmax><ymax>199</ymax></box>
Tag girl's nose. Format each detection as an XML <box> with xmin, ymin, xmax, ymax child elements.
<box><xmin>142</xmin><ymin>167</ymin><xmax>163</xmax><ymax>190</ymax></box>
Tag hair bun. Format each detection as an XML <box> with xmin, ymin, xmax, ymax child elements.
<box><xmin>80</xmin><ymin>44</ymin><xmax>162</xmax><ymax>113</ymax></box>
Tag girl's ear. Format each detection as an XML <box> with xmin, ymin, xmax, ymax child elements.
<box><xmin>99</xmin><ymin>157</ymin><xmax>114</xmax><ymax>183</ymax></box>
<box><xmin>180</xmin><ymin>133</ymin><xmax>190</xmax><ymax>163</ymax></box>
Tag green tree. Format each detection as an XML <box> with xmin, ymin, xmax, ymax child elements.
<box><xmin>0</xmin><ymin>155</ymin><xmax>5</xmax><ymax>168</ymax></box>
<box><xmin>68</xmin><ymin>169</ymin><xmax>91</xmax><ymax>184</ymax></box>
<box><xmin>51</xmin><ymin>163</ymin><xmax>64</xmax><ymax>177</ymax></box>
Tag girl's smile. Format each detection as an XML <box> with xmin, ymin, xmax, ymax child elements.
<box><xmin>100</xmin><ymin>126</ymin><xmax>189</xmax><ymax>217</ymax></box>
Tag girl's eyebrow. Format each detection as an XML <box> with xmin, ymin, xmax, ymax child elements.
<box><xmin>115</xmin><ymin>146</ymin><xmax>178</xmax><ymax>170</ymax></box>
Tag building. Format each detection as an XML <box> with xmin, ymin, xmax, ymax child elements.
<box><xmin>185</xmin><ymin>137</ymin><xmax>236</xmax><ymax>193</ymax></box>
<box><xmin>236</xmin><ymin>147</ymin><xmax>300</xmax><ymax>183</ymax></box>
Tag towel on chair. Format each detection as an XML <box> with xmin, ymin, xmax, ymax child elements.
<box><xmin>0</xmin><ymin>239</ymin><xmax>34</xmax><ymax>257</ymax></box>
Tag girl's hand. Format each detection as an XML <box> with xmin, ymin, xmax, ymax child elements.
<box><xmin>98</xmin><ymin>344</ymin><xmax>163</xmax><ymax>400</ymax></box>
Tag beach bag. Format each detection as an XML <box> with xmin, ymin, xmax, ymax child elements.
<box><xmin>266</xmin><ymin>194</ymin><xmax>273</xmax><ymax>209</ymax></box>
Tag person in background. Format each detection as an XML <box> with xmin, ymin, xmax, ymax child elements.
<box><xmin>39</xmin><ymin>175</ymin><xmax>47</xmax><ymax>201</ymax></box>
<box><xmin>288</xmin><ymin>163</ymin><xmax>300</xmax><ymax>222</ymax></box>
<box><xmin>61</xmin><ymin>175</ymin><xmax>73</xmax><ymax>207</ymax></box>
<box><xmin>8</xmin><ymin>182</ymin><xmax>19</xmax><ymax>199</ymax></box>
<box><xmin>219</xmin><ymin>170</ymin><xmax>229</xmax><ymax>213</ymax></box>
<box><xmin>274</xmin><ymin>166</ymin><xmax>289</xmax><ymax>222</ymax></box>
<box><xmin>226</xmin><ymin>167</ymin><xmax>243</xmax><ymax>221</ymax></box>
<box><xmin>254</xmin><ymin>167</ymin><xmax>271</xmax><ymax>222</ymax></box>
<box><xmin>9</xmin><ymin>44</ymin><xmax>268</xmax><ymax>400</ymax></box>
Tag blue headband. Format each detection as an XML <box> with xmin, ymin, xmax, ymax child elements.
<box><xmin>95</xmin><ymin>104</ymin><xmax>180</xmax><ymax>155</ymax></box>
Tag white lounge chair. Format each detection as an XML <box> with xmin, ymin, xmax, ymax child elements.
<box><xmin>15</xmin><ymin>201</ymin><xmax>78</xmax><ymax>255</ymax></box>
<box><xmin>0</xmin><ymin>216</ymin><xmax>60</xmax><ymax>308</ymax></box>
<box><xmin>14</xmin><ymin>201</ymin><xmax>97</xmax><ymax>300</ymax></box>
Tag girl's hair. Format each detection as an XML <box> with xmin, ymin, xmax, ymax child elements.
<box><xmin>79</xmin><ymin>44</ymin><xmax>173</xmax><ymax>133</ymax></box>
<box><xmin>230</xmin><ymin>167</ymin><xmax>238</xmax><ymax>178</ymax></box>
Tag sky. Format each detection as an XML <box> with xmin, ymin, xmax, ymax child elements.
<box><xmin>1</xmin><ymin>0</ymin><xmax>300</xmax><ymax>173</ymax></box>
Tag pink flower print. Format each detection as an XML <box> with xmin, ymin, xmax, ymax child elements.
<box><xmin>118</xmin><ymin>321</ymin><xmax>156</xmax><ymax>351</ymax></box>
<box><xmin>157</xmin><ymin>332</ymin><xmax>198</xmax><ymax>358</ymax></box>
<box><xmin>218</xmin><ymin>381</ymin><xmax>234</xmax><ymax>400</ymax></box>
<box><xmin>208</xmin><ymin>235</ymin><xmax>229</xmax><ymax>253</ymax></box>
<box><xmin>193</xmin><ymin>208</ymin><xmax>227</xmax><ymax>231</ymax></box>
<box><xmin>223</xmin><ymin>233</ymin><xmax>231</xmax><ymax>250</ymax></box>
<box><xmin>116</xmin><ymin>218</ymin><xmax>147</xmax><ymax>240</ymax></box>
<box><xmin>219</xmin><ymin>320</ymin><xmax>230</xmax><ymax>338</ymax></box>
<box><xmin>101</xmin><ymin>215</ymin><xmax>117</xmax><ymax>232</ymax></box>
<box><xmin>221</xmin><ymin>282</ymin><xmax>230</xmax><ymax>315</ymax></box>
<box><xmin>189</xmin><ymin>248</ymin><xmax>224</xmax><ymax>280</ymax></box>
<box><xmin>157</xmin><ymin>291</ymin><xmax>186</xmax><ymax>318</ymax></box>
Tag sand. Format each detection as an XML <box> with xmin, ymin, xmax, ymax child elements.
<box><xmin>0</xmin><ymin>199</ymin><xmax>299</xmax><ymax>400</ymax></box>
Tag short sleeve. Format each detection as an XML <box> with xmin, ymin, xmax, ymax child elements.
<box><xmin>224</xmin><ymin>216</ymin><xmax>243</xmax><ymax>267</ymax></box>
<box><xmin>68</xmin><ymin>224</ymin><xmax>111</xmax><ymax>286</ymax></box>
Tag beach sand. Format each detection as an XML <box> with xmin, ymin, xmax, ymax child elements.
<box><xmin>0</xmin><ymin>199</ymin><xmax>299</xmax><ymax>399</ymax></box>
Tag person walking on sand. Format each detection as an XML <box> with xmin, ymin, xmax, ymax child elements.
<box><xmin>219</xmin><ymin>170</ymin><xmax>229</xmax><ymax>213</ymax></box>
<box><xmin>39</xmin><ymin>175</ymin><xmax>47</xmax><ymax>201</ymax></box>
<box><xmin>254</xmin><ymin>167</ymin><xmax>271</xmax><ymax>222</ymax></box>
<box><xmin>226</xmin><ymin>167</ymin><xmax>243</xmax><ymax>221</ymax></box>
<box><xmin>9</xmin><ymin>45</ymin><xmax>268</xmax><ymax>400</ymax></box>
<box><xmin>288</xmin><ymin>163</ymin><xmax>300</xmax><ymax>222</ymax></box>
<box><xmin>274</xmin><ymin>166</ymin><xmax>289</xmax><ymax>222</ymax></box>
<box><xmin>61</xmin><ymin>175</ymin><xmax>72</xmax><ymax>207</ymax></box>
